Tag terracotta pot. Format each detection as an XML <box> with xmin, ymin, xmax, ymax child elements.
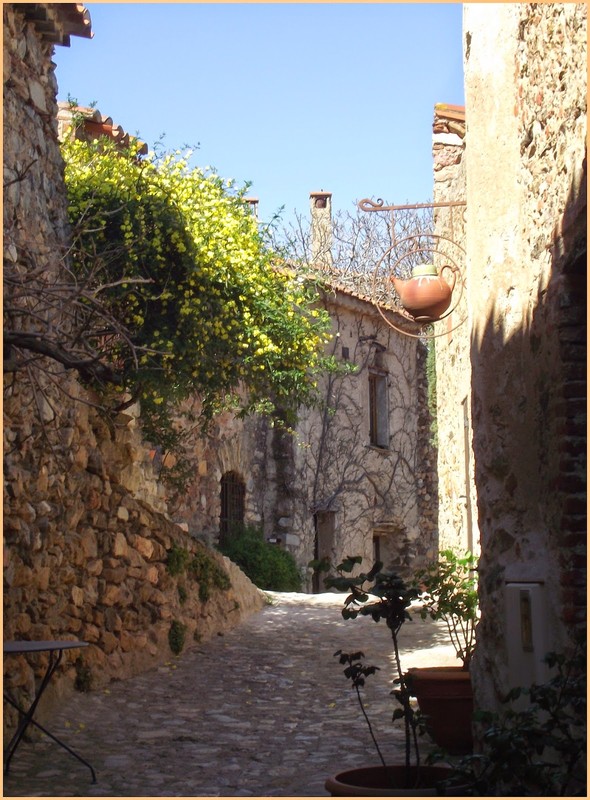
<box><xmin>325</xmin><ymin>765</ymin><xmax>455</xmax><ymax>796</ymax></box>
<box><xmin>391</xmin><ymin>264</ymin><xmax>457</xmax><ymax>321</ymax></box>
<box><xmin>406</xmin><ymin>666</ymin><xmax>473</xmax><ymax>754</ymax></box>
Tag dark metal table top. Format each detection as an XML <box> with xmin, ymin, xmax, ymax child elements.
<box><xmin>4</xmin><ymin>640</ymin><xmax>89</xmax><ymax>654</ymax></box>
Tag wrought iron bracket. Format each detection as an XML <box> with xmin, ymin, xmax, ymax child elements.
<box><xmin>355</xmin><ymin>197</ymin><xmax>468</xmax><ymax>339</ymax></box>
<box><xmin>358</xmin><ymin>198</ymin><xmax>466</xmax><ymax>213</ymax></box>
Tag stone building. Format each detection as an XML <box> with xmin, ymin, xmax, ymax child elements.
<box><xmin>170</xmin><ymin>193</ymin><xmax>437</xmax><ymax>590</ymax></box>
<box><xmin>434</xmin><ymin>3</ymin><xmax>586</xmax><ymax>712</ymax></box>
<box><xmin>3</xmin><ymin>2</ymin><xmax>264</xmax><ymax>735</ymax></box>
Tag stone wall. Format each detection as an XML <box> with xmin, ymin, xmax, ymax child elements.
<box><xmin>463</xmin><ymin>2</ymin><xmax>586</xmax><ymax>710</ymax></box>
<box><xmin>3</xmin><ymin>4</ymin><xmax>71</xmax><ymax>286</ymax></box>
<box><xmin>3</xmin><ymin>3</ymin><xmax>265</xmax><ymax>736</ymax></box>
<box><xmin>431</xmin><ymin>104</ymin><xmax>478</xmax><ymax>555</ymax></box>
<box><xmin>3</xmin><ymin>372</ymin><xmax>265</xmax><ymax>733</ymax></box>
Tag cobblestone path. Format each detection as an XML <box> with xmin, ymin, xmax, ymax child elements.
<box><xmin>3</xmin><ymin>591</ymin><xmax>456</xmax><ymax>797</ymax></box>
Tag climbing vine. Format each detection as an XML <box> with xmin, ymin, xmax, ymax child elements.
<box><xmin>55</xmin><ymin>138</ymin><xmax>331</xmax><ymax>460</ymax></box>
<box><xmin>425</xmin><ymin>339</ymin><xmax>438</xmax><ymax>447</ymax></box>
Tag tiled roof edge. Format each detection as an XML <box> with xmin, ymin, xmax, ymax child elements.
<box><xmin>57</xmin><ymin>102</ymin><xmax>148</xmax><ymax>155</ymax></box>
<box><xmin>434</xmin><ymin>102</ymin><xmax>466</xmax><ymax>123</ymax></box>
<box><xmin>16</xmin><ymin>4</ymin><xmax>93</xmax><ymax>47</ymax></box>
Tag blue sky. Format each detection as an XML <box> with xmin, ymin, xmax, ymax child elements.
<box><xmin>54</xmin><ymin>3</ymin><xmax>465</xmax><ymax>226</ymax></box>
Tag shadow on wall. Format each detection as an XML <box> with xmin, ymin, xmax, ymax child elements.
<box><xmin>469</xmin><ymin>156</ymin><xmax>587</xmax><ymax>700</ymax></box>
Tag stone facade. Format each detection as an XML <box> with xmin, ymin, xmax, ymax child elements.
<box><xmin>462</xmin><ymin>2</ymin><xmax>586</xmax><ymax>710</ymax></box>
<box><xmin>3</xmin><ymin>3</ymin><xmax>264</xmax><ymax>736</ymax></box>
<box><xmin>170</xmin><ymin>284</ymin><xmax>436</xmax><ymax>590</ymax></box>
<box><xmin>166</xmin><ymin>190</ymin><xmax>437</xmax><ymax>586</ymax></box>
<box><xmin>431</xmin><ymin>104</ymin><xmax>478</xmax><ymax>555</ymax></box>
<box><xmin>290</xmin><ymin>288</ymin><xmax>434</xmax><ymax>585</ymax></box>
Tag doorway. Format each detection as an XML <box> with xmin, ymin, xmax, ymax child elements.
<box><xmin>219</xmin><ymin>471</ymin><xmax>245</xmax><ymax>546</ymax></box>
<box><xmin>313</xmin><ymin>511</ymin><xmax>336</xmax><ymax>593</ymax></box>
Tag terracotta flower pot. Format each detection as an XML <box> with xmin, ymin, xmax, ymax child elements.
<box><xmin>325</xmin><ymin>765</ymin><xmax>456</xmax><ymax>796</ymax></box>
<box><xmin>406</xmin><ymin>666</ymin><xmax>474</xmax><ymax>754</ymax></box>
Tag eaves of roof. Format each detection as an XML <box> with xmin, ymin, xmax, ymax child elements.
<box><xmin>57</xmin><ymin>102</ymin><xmax>148</xmax><ymax>155</ymax></box>
<box><xmin>434</xmin><ymin>103</ymin><xmax>465</xmax><ymax>123</ymax></box>
<box><xmin>16</xmin><ymin>3</ymin><xmax>92</xmax><ymax>47</ymax></box>
<box><xmin>434</xmin><ymin>103</ymin><xmax>466</xmax><ymax>139</ymax></box>
<box><xmin>279</xmin><ymin>259</ymin><xmax>412</xmax><ymax>329</ymax></box>
<box><xmin>318</xmin><ymin>280</ymin><xmax>417</xmax><ymax>334</ymax></box>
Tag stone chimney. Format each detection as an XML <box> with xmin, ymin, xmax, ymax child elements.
<box><xmin>245</xmin><ymin>197</ymin><xmax>259</xmax><ymax>220</ymax></box>
<box><xmin>310</xmin><ymin>190</ymin><xmax>333</xmax><ymax>268</ymax></box>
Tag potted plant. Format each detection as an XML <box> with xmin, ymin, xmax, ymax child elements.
<box><xmin>405</xmin><ymin>549</ymin><xmax>478</xmax><ymax>754</ymax></box>
<box><xmin>447</xmin><ymin>637</ymin><xmax>586</xmax><ymax>796</ymax></box>
<box><xmin>322</xmin><ymin>556</ymin><xmax>456</xmax><ymax>796</ymax></box>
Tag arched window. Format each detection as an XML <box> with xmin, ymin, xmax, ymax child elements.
<box><xmin>219</xmin><ymin>471</ymin><xmax>245</xmax><ymax>545</ymax></box>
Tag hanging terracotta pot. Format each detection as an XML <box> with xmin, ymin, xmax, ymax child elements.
<box><xmin>391</xmin><ymin>264</ymin><xmax>457</xmax><ymax>321</ymax></box>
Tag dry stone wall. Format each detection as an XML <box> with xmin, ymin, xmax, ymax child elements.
<box><xmin>3</xmin><ymin>3</ymin><xmax>264</xmax><ymax>737</ymax></box>
<box><xmin>3</xmin><ymin>374</ymin><xmax>265</xmax><ymax>735</ymax></box>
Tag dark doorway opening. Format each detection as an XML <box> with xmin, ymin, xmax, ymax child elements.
<box><xmin>313</xmin><ymin>510</ymin><xmax>336</xmax><ymax>593</ymax></box>
<box><xmin>219</xmin><ymin>471</ymin><xmax>245</xmax><ymax>546</ymax></box>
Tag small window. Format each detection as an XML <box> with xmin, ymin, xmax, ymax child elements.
<box><xmin>369</xmin><ymin>371</ymin><xmax>389</xmax><ymax>448</ymax></box>
<box><xmin>342</xmin><ymin>346</ymin><xmax>350</xmax><ymax>361</ymax></box>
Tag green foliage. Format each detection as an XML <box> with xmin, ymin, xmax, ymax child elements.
<box><xmin>334</xmin><ymin>649</ymin><xmax>388</xmax><ymax>769</ymax></box>
<box><xmin>425</xmin><ymin>339</ymin><xmax>438</xmax><ymax>447</ymax></box>
<box><xmin>219</xmin><ymin>526</ymin><xmax>301</xmax><ymax>591</ymax></box>
<box><xmin>61</xmin><ymin>138</ymin><xmax>333</xmax><ymax>481</ymax></box>
<box><xmin>167</xmin><ymin>543</ymin><xmax>231</xmax><ymax>603</ymax></box>
<box><xmin>74</xmin><ymin>657</ymin><xmax>92</xmax><ymax>693</ymax></box>
<box><xmin>189</xmin><ymin>549</ymin><xmax>231</xmax><ymax>602</ymax></box>
<box><xmin>447</xmin><ymin>639</ymin><xmax>586</xmax><ymax>796</ymax></box>
<box><xmin>414</xmin><ymin>549</ymin><xmax>478</xmax><ymax>668</ymax></box>
<box><xmin>166</xmin><ymin>543</ymin><xmax>190</xmax><ymax>577</ymax></box>
<box><xmin>168</xmin><ymin>620</ymin><xmax>186</xmax><ymax>655</ymax></box>
<box><xmin>324</xmin><ymin>559</ymin><xmax>422</xmax><ymax>776</ymax></box>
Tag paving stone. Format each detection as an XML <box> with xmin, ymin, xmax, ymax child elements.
<box><xmin>3</xmin><ymin>592</ymin><xmax>456</xmax><ymax>797</ymax></box>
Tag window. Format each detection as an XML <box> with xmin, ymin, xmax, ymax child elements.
<box><xmin>369</xmin><ymin>370</ymin><xmax>389</xmax><ymax>448</ymax></box>
<box><xmin>219</xmin><ymin>471</ymin><xmax>245</xmax><ymax>545</ymax></box>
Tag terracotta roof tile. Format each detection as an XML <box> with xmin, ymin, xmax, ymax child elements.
<box><xmin>279</xmin><ymin>259</ymin><xmax>412</xmax><ymax>329</ymax></box>
<box><xmin>433</xmin><ymin>103</ymin><xmax>466</xmax><ymax>139</ymax></box>
<box><xmin>434</xmin><ymin>103</ymin><xmax>466</xmax><ymax>123</ymax></box>
<box><xmin>57</xmin><ymin>102</ymin><xmax>148</xmax><ymax>155</ymax></box>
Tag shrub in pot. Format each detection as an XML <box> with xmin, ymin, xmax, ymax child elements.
<box><xmin>322</xmin><ymin>557</ymin><xmax>459</xmax><ymax>796</ymax></box>
<box><xmin>406</xmin><ymin>549</ymin><xmax>478</xmax><ymax>754</ymax></box>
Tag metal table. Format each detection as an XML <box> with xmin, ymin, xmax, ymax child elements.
<box><xmin>3</xmin><ymin>640</ymin><xmax>96</xmax><ymax>782</ymax></box>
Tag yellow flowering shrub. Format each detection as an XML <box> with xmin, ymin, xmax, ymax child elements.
<box><xmin>62</xmin><ymin>138</ymin><xmax>332</xmax><ymax>469</ymax></box>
